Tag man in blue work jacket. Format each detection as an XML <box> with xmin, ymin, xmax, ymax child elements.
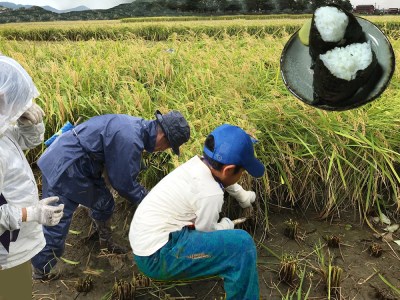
<box><xmin>31</xmin><ymin>111</ymin><xmax>190</xmax><ymax>280</ymax></box>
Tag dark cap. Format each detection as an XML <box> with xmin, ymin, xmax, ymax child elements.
<box><xmin>155</xmin><ymin>110</ymin><xmax>190</xmax><ymax>155</ymax></box>
<box><xmin>203</xmin><ymin>124</ymin><xmax>265</xmax><ymax>178</ymax></box>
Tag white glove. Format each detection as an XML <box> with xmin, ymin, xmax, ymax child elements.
<box><xmin>219</xmin><ymin>217</ymin><xmax>234</xmax><ymax>229</ymax></box>
<box><xmin>226</xmin><ymin>184</ymin><xmax>256</xmax><ymax>208</ymax></box>
<box><xmin>237</xmin><ymin>190</ymin><xmax>256</xmax><ymax>208</ymax></box>
<box><xmin>18</xmin><ymin>102</ymin><xmax>45</xmax><ymax>126</ymax></box>
<box><xmin>26</xmin><ymin>196</ymin><xmax>64</xmax><ymax>226</ymax></box>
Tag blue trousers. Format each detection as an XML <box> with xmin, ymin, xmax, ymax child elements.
<box><xmin>31</xmin><ymin>177</ymin><xmax>115</xmax><ymax>273</ymax></box>
<box><xmin>134</xmin><ymin>227</ymin><xmax>259</xmax><ymax>300</ymax></box>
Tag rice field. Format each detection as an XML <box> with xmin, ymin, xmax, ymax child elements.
<box><xmin>0</xmin><ymin>16</ymin><xmax>399</xmax><ymax>40</ymax></box>
<box><xmin>1</xmin><ymin>15</ymin><xmax>400</xmax><ymax>223</ymax></box>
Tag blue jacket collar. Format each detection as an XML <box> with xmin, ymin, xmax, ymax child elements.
<box><xmin>143</xmin><ymin>120</ymin><xmax>158</xmax><ymax>153</ymax></box>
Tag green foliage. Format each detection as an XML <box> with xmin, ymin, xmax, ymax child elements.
<box><xmin>377</xmin><ymin>270</ymin><xmax>400</xmax><ymax>297</ymax></box>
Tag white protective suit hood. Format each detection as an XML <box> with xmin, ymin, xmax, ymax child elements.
<box><xmin>0</xmin><ymin>56</ymin><xmax>39</xmax><ymax>135</ymax></box>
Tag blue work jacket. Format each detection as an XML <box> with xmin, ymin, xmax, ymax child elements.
<box><xmin>38</xmin><ymin>114</ymin><xmax>157</xmax><ymax>207</ymax></box>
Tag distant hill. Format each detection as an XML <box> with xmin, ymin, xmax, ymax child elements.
<box><xmin>0</xmin><ymin>2</ymin><xmax>90</xmax><ymax>13</ymax></box>
<box><xmin>0</xmin><ymin>2</ymin><xmax>31</xmax><ymax>9</ymax></box>
<box><xmin>0</xmin><ymin>1</ymin><xmax>175</xmax><ymax>23</ymax></box>
<box><xmin>40</xmin><ymin>5</ymin><xmax>91</xmax><ymax>13</ymax></box>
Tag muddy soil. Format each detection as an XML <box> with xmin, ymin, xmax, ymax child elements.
<box><xmin>32</xmin><ymin>198</ymin><xmax>400</xmax><ymax>300</ymax></box>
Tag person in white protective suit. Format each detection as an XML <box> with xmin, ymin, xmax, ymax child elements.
<box><xmin>0</xmin><ymin>55</ymin><xmax>64</xmax><ymax>299</ymax></box>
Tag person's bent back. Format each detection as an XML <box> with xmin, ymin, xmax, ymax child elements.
<box><xmin>129</xmin><ymin>124</ymin><xmax>265</xmax><ymax>300</ymax></box>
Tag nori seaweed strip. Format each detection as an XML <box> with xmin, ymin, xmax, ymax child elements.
<box><xmin>309</xmin><ymin>4</ymin><xmax>366</xmax><ymax>66</ymax></box>
<box><xmin>313</xmin><ymin>50</ymin><xmax>378</xmax><ymax>104</ymax></box>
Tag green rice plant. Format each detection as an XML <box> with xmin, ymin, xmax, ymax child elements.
<box><xmin>0</xmin><ymin>19</ymin><xmax>304</xmax><ymax>41</ymax></box>
<box><xmin>314</xmin><ymin>240</ymin><xmax>326</xmax><ymax>272</ymax></box>
<box><xmin>376</xmin><ymin>269</ymin><xmax>400</xmax><ymax>297</ymax></box>
<box><xmin>60</xmin><ymin>256</ymin><xmax>80</xmax><ymax>265</ymax></box>
<box><xmin>314</xmin><ymin>241</ymin><xmax>342</xmax><ymax>298</ymax></box>
<box><xmin>280</xmin><ymin>267</ymin><xmax>311</xmax><ymax>300</ymax></box>
<box><xmin>69</xmin><ymin>229</ymin><xmax>82</xmax><ymax>235</ymax></box>
<box><xmin>139</xmin><ymin>152</ymin><xmax>174</xmax><ymax>187</ymax></box>
<box><xmin>1</xmin><ymin>16</ymin><xmax>399</xmax><ymax>41</ymax></box>
<box><xmin>258</xmin><ymin>243</ymin><xmax>280</xmax><ymax>260</ymax></box>
<box><xmin>327</xmin><ymin>265</ymin><xmax>342</xmax><ymax>298</ymax></box>
<box><xmin>121</xmin><ymin>14</ymin><xmax>312</xmax><ymax>23</ymax></box>
<box><xmin>251</xmin><ymin>87</ymin><xmax>400</xmax><ymax>220</ymax></box>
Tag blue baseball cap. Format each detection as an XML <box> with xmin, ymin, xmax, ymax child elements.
<box><xmin>203</xmin><ymin>124</ymin><xmax>265</xmax><ymax>178</ymax></box>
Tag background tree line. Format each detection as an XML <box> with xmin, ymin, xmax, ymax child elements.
<box><xmin>0</xmin><ymin>0</ymin><xmax>353</xmax><ymax>23</ymax></box>
<box><xmin>133</xmin><ymin>0</ymin><xmax>353</xmax><ymax>14</ymax></box>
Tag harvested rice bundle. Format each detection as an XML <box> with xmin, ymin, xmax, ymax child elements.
<box><xmin>313</xmin><ymin>42</ymin><xmax>378</xmax><ymax>103</ymax></box>
<box><xmin>309</xmin><ymin>5</ymin><xmax>365</xmax><ymax>64</ymax></box>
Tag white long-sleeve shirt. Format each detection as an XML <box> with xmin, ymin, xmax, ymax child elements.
<box><xmin>0</xmin><ymin>122</ymin><xmax>45</xmax><ymax>270</ymax></box>
<box><xmin>129</xmin><ymin>155</ymin><xmax>248</xmax><ymax>256</ymax></box>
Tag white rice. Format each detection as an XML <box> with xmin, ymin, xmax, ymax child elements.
<box><xmin>320</xmin><ymin>42</ymin><xmax>373</xmax><ymax>81</ymax></box>
<box><xmin>315</xmin><ymin>6</ymin><xmax>349</xmax><ymax>42</ymax></box>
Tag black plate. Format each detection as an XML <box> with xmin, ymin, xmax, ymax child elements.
<box><xmin>280</xmin><ymin>17</ymin><xmax>395</xmax><ymax>111</ymax></box>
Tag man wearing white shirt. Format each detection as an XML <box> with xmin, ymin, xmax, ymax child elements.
<box><xmin>129</xmin><ymin>124</ymin><xmax>264</xmax><ymax>300</ymax></box>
